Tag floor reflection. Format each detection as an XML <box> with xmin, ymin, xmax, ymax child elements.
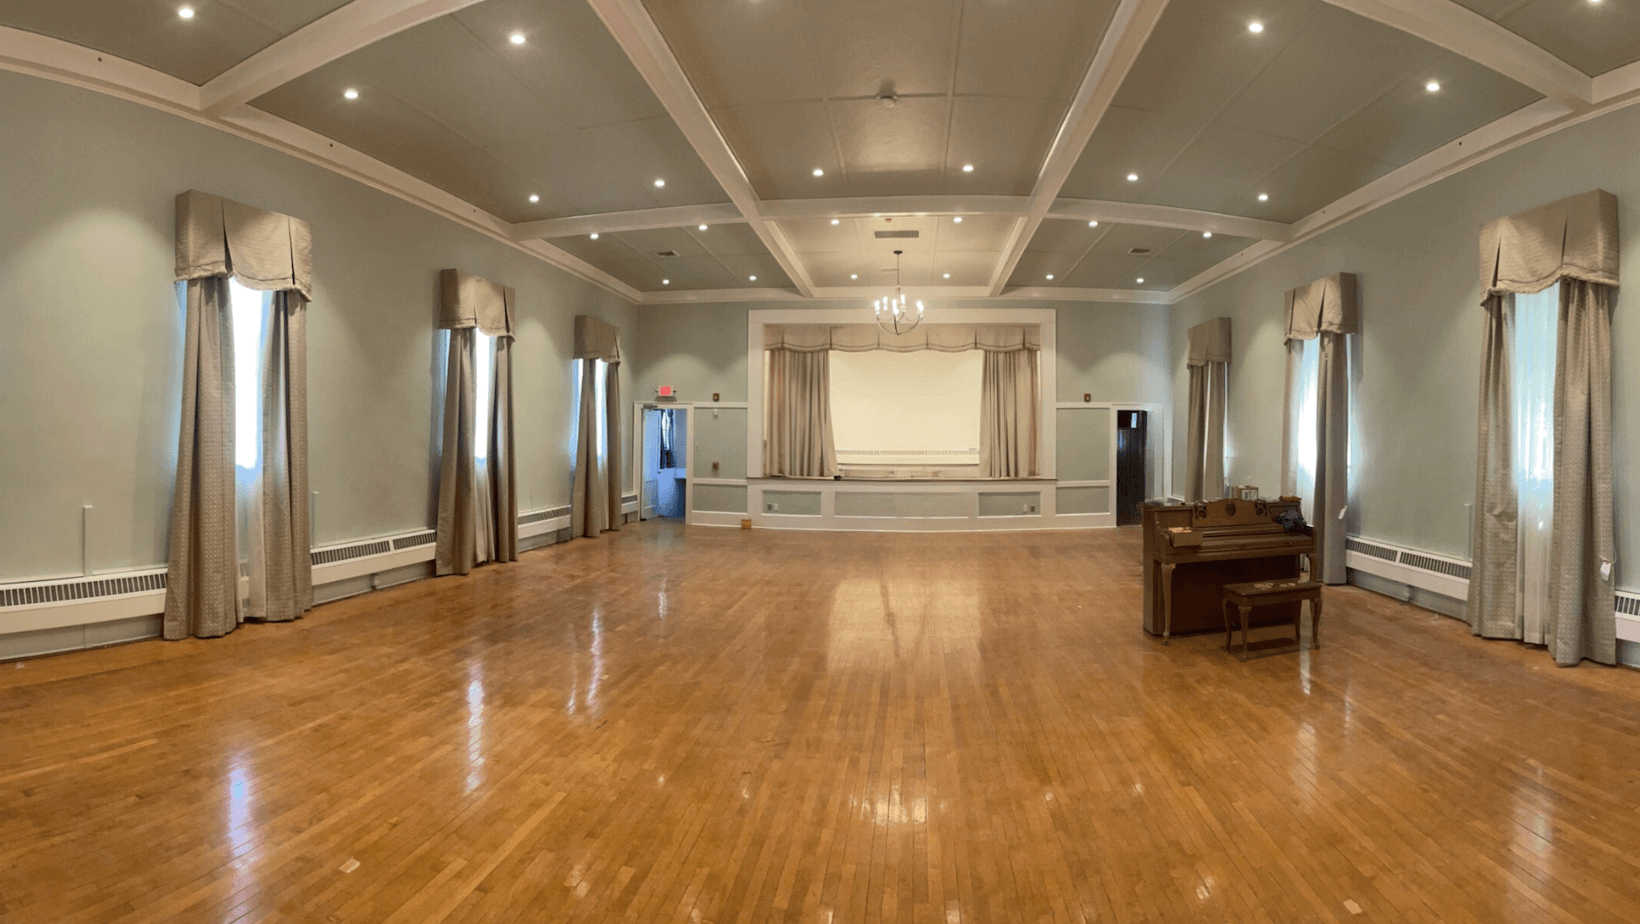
<box><xmin>826</xmin><ymin>576</ymin><xmax>980</xmax><ymax>670</ymax></box>
<box><xmin>466</xmin><ymin>661</ymin><xmax>486</xmax><ymax>794</ymax></box>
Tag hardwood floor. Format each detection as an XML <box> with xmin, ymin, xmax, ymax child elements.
<box><xmin>3</xmin><ymin>522</ymin><xmax>1639</xmax><ymax>924</ymax></box>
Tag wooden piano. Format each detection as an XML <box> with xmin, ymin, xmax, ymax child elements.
<box><xmin>1142</xmin><ymin>497</ymin><xmax>1315</xmax><ymax>640</ymax></box>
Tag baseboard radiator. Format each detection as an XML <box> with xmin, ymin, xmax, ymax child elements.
<box><xmin>1345</xmin><ymin>536</ymin><xmax>1640</xmax><ymax>650</ymax></box>
<box><xmin>0</xmin><ymin>497</ymin><xmax>636</xmax><ymax>662</ymax></box>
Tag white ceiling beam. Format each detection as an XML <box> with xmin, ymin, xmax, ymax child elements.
<box><xmin>997</xmin><ymin>286</ymin><xmax>1172</xmax><ymax>305</ymax></box>
<box><xmin>0</xmin><ymin>25</ymin><xmax>200</xmax><ymax>111</ymax></box>
<box><xmin>759</xmin><ymin>196</ymin><xmax>1033</xmax><ymax>220</ymax></box>
<box><xmin>1047</xmin><ymin>199</ymin><xmax>1293</xmax><ymax>241</ymax></box>
<box><xmin>1319</xmin><ymin>0</ymin><xmax>1592</xmax><ymax>110</ymax></box>
<box><xmin>585</xmin><ymin>0</ymin><xmax>817</xmax><ymax>297</ymax></box>
<box><xmin>512</xmin><ymin>203</ymin><xmax>745</xmax><ymax>240</ymax></box>
<box><xmin>987</xmin><ymin>0</ymin><xmax>1173</xmax><ymax>296</ymax></box>
<box><xmin>200</xmin><ymin>0</ymin><xmax>490</xmax><ymax>114</ymax></box>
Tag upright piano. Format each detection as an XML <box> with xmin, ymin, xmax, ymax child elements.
<box><xmin>1141</xmin><ymin>497</ymin><xmax>1315</xmax><ymax>639</ymax></box>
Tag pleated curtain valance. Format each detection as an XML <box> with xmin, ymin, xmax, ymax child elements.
<box><xmin>764</xmin><ymin>323</ymin><xmax>1040</xmax><ymax>353</ymax></box>
<box><xmin>1186</xmin><ymin>317</ymin><xmax>1232</xmax><ymax>366</ymax></box>
<box><xmin>175</xmin><ymin>189</ymin><xmax>313</xmax><ymax>299</ymax></box>
<box><xmin>439</xmin><ymin>269</ymin><xmax>515</xmax><ymax>338</ymax></box>
<box><xmin>1285</xmin><ymin>272</ymin><xmax>1359</xmax><ymax>341</ymax></box>
<box><xmin>574</xmin><ymin>315</ymin><xmax>621</xmax><ymax>361</ymax></box>
<box><xmin>1480</xmin><ymin>189</ymin><xmax>1619</xmax><ymax>298</ymax></box>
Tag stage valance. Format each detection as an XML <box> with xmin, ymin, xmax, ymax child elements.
<box><xmin>439</xmin><ymin>269</ymin><xmax>515</xmax><ymax>338</ymax></box>
<box><xmin>1480</xmin><ymin>189</ymin><xmax>1619</xmax><ymax>298</ymax></box>
<box><xmin>175</xmin><ymin>189</ymin><xmax>313</xmax><ymax>299</ymax></box>
<box><xmin>764</xmin><ymin>323</ymin><xmax>1039</xmax><ymax>353</ymax></box>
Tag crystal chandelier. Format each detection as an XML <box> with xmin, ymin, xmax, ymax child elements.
<box><xmin>873</xmin><ymin>249</ymin><xmax>924</xmax><ymax>335</ymax></box>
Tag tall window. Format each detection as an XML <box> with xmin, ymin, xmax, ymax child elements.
<box><xmin>228</xmin><ymin>279</ymin><xmax>270</xmax><ymax>471</ymax></box>
<box><xmin>474</xmin><ymin>331</ymin><xmax>493</xmax><ymax>461</ymax></box>
<box><xmin>1514</xmin><ymin>287</ymin><xmax>1558</xmax><ymax>643</ymax></box>
<box><xmin>1291</xmin><ymin>337</ymin><xmax>1321</xmax><ymax>521</ymax></box>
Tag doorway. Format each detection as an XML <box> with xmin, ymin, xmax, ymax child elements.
<box><xmin>641</xmin><ymin>406</ymin><xmax>688</xmax><ymax>521</ymax></box>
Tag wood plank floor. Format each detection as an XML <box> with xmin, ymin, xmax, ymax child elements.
<box><xmin>3</xmin><ymin>522</ymin><xmax>1639</xmax><ymax>924</ymax></box>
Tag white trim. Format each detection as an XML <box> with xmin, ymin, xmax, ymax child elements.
<box><xmin>759</xmin><ymin>196</ymin><xmax>1033</xmax><ymax>220</ymax></box>
<box><xmin>691</xmin><ymin>477</ymin><xmax>747</xmax><ymax>487</ymax></box>
<box><xmin>513</xmin><ymin>203</ymin><xmax>746</xmax><ymax>240</ymax></box>
<box><xmin>987</xmin><ymin>0</ymin><xmax>1172</xmax><ymax>296</ymax></box>
<box><xmin>1318</xmin><ymin>0</ymin><xmax>1592</xmax><ymax>110</ymax></box>
<box><xmin>688</xmin><ymin>510</ymin><xmax>748</xmax><ymax>528</ymax></box>
<box><xmin>747</xmin><ymin>307</ymin><xmax>1058</xmax><ymax>481</ymax></box>
<box><xmin>1055</xmin><ymin>480</ymin><xmax>1112</xmax><ymax>488</ymax></box>
<box><xmin>200</xmin><ymin>0</ymin><xmax>490</xmax><ymax>114</ymax></box>
<box><xmin>1046</xmin><ymin>198</ymin><xmax>1292</xmax><ymax>242</ymax></box>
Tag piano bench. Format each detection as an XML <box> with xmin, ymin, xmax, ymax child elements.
<box><xmin>1220</xmin><ymin>580</ymin><xmax>1323</xmax><ymax>660</ymax></box>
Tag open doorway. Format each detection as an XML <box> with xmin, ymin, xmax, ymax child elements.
<box><xmin>640</xmin><ymin>406</ymin><xmax>688</xmax><ymax>521</ymax></box>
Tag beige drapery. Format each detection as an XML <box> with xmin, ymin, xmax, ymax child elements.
<box><xmin>764</xmin><ymin>348</ymin><xmax>838</xmax><ymax>477</ymax></box>
<box><xmin>1281</xmin><ymin>272</ymin><xmax>1357</xmax><ymax>586</ymax></box>
<box><xmin>1470</xmin><ymin>190</ymin><xmax>1618</xmax><ymax>665</ymax></box>
<box><xmin>1183</xmin><ymin>317</ymin><xmax>1231</xmax><ymax>501</ymax></box>
<box><xmin>765</xmin><ymin>323</ymin><xmax>1040</xmax><ymax>353</ymax></box>
<box><xmin>165</xmin><ymin>191</ymin><xmax>312</xmax><ymax>639</ymax></box>
<box><xmin>572</xmin><ymin>315</ymin><xmax>623</xmax><ymax>537</ymax></box>
<box><xmin>979</xmin><ymin>349</ymin><xmax>1039</xmax><ymax>478</ymax></box>
<box><xmin>435</xmin><ymin>270</ymin><xmax>517</xmax><ymax>575</ymax></box>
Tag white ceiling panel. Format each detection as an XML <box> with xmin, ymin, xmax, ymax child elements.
<box><xmin>779</xmin><ymin>219</ymin><xmax>867</xmax><ymax>255</ymax></box>
<box><xmin>1007</xmin><ymin>251</ymin><xmax>1084</xmax><ymax>288</ymax></box>
<box><xmin>617</xmin><ymin>228</ymin><xmax>712</xmax><ymax>261</ymax></box>
<box><xmin>1060</xmin><ymin>253</ymin><xmax>1153</xmax><ymax>289</ymax></box>
<box><xmin>803</xmin><ymin>252</ymin><xmax>886</xmax><ymax>287</ymax></box>
<box><xmin>0</xmin><ymin>0</ymin><xmax>295</xmax><ymax>84</ymax></box>
<box><xmin>1143</xmin><ymin>124</ymin><xmax>1306</xmax><ymax>213</ymax></box>
<box><xmin>829</xmin><ymin>97</ymin><xmax>949</xmax><ymax>198</ymax></box>
<box><xmin>855</xmin><ymin>216</ymin><xmax>939</xmax><ymax>254</ymax></box>
<box><xmin>1087</xmin><ymin>224</ymin><xmax>1186</xmax><ymax>257</ymax></box>
<box><xmin>716</xmin><ymin>253</ymin><xmax>796</xmax><ymax>289</ymax></box>
<box><xmin>1026</xmin><ymin>219</ymin><xmax>1108</xmax><ymax>255</ymax></box>
<box><xmin>953</xmin><ymin>0</ymin><xmax>1118</xmax><ymax>99</ymax></box>
<box><xmin>1058</xmin><ymin>107</ymin><xmax>1202</xmax><ymax>202</ymax></box>
<box><xmin>1253</xmin><ymin>145</ymin><xmax>1397</xmax><ymax>224</ymax></box>
<box><xmin>927</xmin><ymin>253</ymin><xmax>1001</xmax><ymax>287</ymax></box>
<box><xmin>484</xmin><ymin>131</ymin><xmax>676</xmax><ymax>216</ymax></box>
<box><xmin>643</xmin><ymin>256</ymin><xmax>741</xmax><ymax>291</ymax></box>
<box><xmin>641</xmin><ymin>0</ymin><xmax>822</xmax><ymax>109</ymax></box>
<box><xmin>711</xmin><ymin>102</ymin><xmax>839</xmax><ymax>201</ymax></box>
<box><xmin>1215</xmin><ymin>4</ymin><xmax>1442</xmax><ymax>145</ymax></box>
<box><xmin>580</xmin><ymin>117</ymin><xmax>730</xmax><ymax>208</ymax></box>
<box><xmin>806</xmin><ymin>0</ymin><xmax>957</xmax><ymax>99</ymax></box>
<box><xmin>931</xmin><ymin>214</ymin><xmax>1016</xmax><ymax>252</ymax></box>
<box><xmin>945</xmin><ymin>97</ymin><xmax>1067</xmax><ymax>197</ymax></box>
<box><xmin>695</xmin><ymin>223</ymin><xmax>771</xmax><ymax>258</ymax></box>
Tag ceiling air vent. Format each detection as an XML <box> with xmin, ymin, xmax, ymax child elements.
<box><xmin>874</xmin><ymin>230</ymin><xmax>920</xmax><ymax>239</ymax></box>
<box><xmin>1128</xmin><ymin>247</ymin><xmax>1152</xmax><ymax>255</ymax></box>
<box><xmin>654</xmin><ymin>250</ymin><xmax>679</xmax><ymax>258</ymax></box>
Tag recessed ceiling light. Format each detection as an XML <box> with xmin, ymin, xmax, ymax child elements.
<box><xmin>962</xmin><ymin>164</ymin><xmax>974</xmax><ymax>173</ymax></box>
<box><xmin>662</xmin><ymin>279</ymin><xmax>670</xmax><ymax>285</ymax></box>
<box><xmin>830</xmin><ymin>219</ymin><xmax>840</xmax><ymax>225</ymax></box>
<box><xmin>1425</xmin><ymin>80</ymin><xmax>1441</xmax><ymax>93</ymax></box>
<box><xmin>178</xmin><ymin>5</ymin><xmax>195</xmax><ymax>19</ymax></box>
<box><xmin>509</xmin><ymin>32</ymin><xmax>526</xmax><ymax>45</ymax></box>
<box><xmin>1089</xmin><ymin>220</ymin><xmax>1099</xmax><ymax>228</ymax></box>
<box><xmin>528</xmin><ymin>194</ymin><xmax>539</xmax><ymax>203</ymax></box>
<box><xmin>343</xmin><ymin>88</ymin><xmax>359</xmax><ymax>100</ymax></box>
<box><xmin>698</xmin><ymin>224</ymin><xmax>708</xmax><ymax>231</ymax></box>
<box><xmin>1127</xmin><ymin>173</ymin><xmax>1139</xmax><ymax>182</ymax></box>
<box><xmin>953</xmin><ymin>216</ymin><xmax>963</xmax><ymax>223</ymax></box>
<box><xmin>812</xmin><ymin>168</ymin><xmax>824</xmax><ymax>177</ymax></box>
<box><xmin>1137</xmin><ymin>277</ymin><xmax>1146</xmax><ymax>283</ymax></box>
<box><xmin>943</xmin><ymin>273</ymin><xmax>951</xmax><ymax>279</ymax></box>
<box><xmin>1258</xmin><ymin>193</ymin><xmax>1269</xmax><ymax>201</ymax></box>
<box><xmin>851</xmin><ymin>274</ymin><xmax>858</xmax><ymax>280</ymax></box>
<box><xmin>1202</xmin><ymin>231</ymin><xmax>1213</xmax><ymax>238</ymax></box>
<box><xmin>654</xmin><ymin>178</ymin><xmax>666</xmax><ymax>188</ymax></box>
<box><xmin>590</xmin><ymin>233</ymin><xmax>599</xmax><ymax>240</ymax></box>
<box><xmin>1248</xmin><ymin>21</ymin><xmax>1264</xmax><ymax>33</ymax></box>
<box><xmin>749</xmin><ymin>275</ymin><xmax>757</xmax><ymax>281</ymax></box>
<box><xmin>1046</xmin><ymin>274</ymin><xmax>1055</xmax><ymax>281</ymax></box>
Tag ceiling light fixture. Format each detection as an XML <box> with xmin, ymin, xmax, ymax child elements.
<box><xmin>851</xmin><ymin>274</ymin><xmax>858</xmax><ymax>280</ymax></box>
<box><xmin>343</xmin><ymin>88</ymin><xmax>359</xmax><ymax>100</ymax></box>
<box><xmin>1258</xmin><ymin>193</ymin><xmax>1269</xmax><ymax>201</ymax></box>
<box><xmin>749</xmin><ymin>275</ymin><xmax>757</xmax><ymax>282</ymax></box>
<box><xmin>831</xmin><ymin>219</ymin><xmax>841</xmax><ymax>225</ymax></box>
<box><xmin>1426</xmin><ymin>80</ymin><xmax>1441</xmax><ymax>93</ymax></box>
<box><xmin>1248</xmin><ymin>21</ymin><xmax>1264</xmax><ymax>33</ymax></box>
<box><xmin>509</xmin><ymin>32</ymin><xmax>526</xmax><ymax>45</ymax></box>
<box><xmin>590</xmin><ymin>233</ymin><xmax>599</xmax><ymax>240</ymax></box>
<box><xmin>962</xmin><ymin>164</ymin><xmax>974</xmax><ymax>173</ymax></box>
<box><xmin>874</xmin><ymin>250</ymin><xmax>925</xmax><ymax>334</ymax></box>
<box><xmin>698</xmin><ymin>224</ymin><xmax>708</xmax><ymax>231</ymax></box>
<box><xmin>953</xmin><ymin>216</ymin><xmax>963</xmax><ymax>223</ymax></box>
<box><xmin>943</xmin><ymin>273</ymin><xmax>951</xmax><ymax>279</ymax></box>
<box><xmin>1089</xmin><ymin>220</ymin><xmax>1099</xmax><ymax>227</ymax></box>
<box><xmin>1127</xmin><ymin>173</ymin><xmax>1139</xmax><ymax>182</ymax></box>
<box><xmin>654</xmin><ymin>179</ymin><xmax>666</xmax><ymax>187</ymax></box>
<box><xmin>178</xmin><ymin>5</ymin><xmax>195</xmax><ymax>19</ymax></box>
<box><xmin>1046</xmin><ymin>274</ymin><xmax>1055</xmax><ymax>281</ymax></box>
<box><xmin>1137</xmin><ymin>277</ymin><xmax>1146</xmax><ymax>283</ymax></box>
<box><xmin>812</xmin><ymin>168</ymin><xmax>824</xmax><ymax>177</ymax></box>
<box><xmin>662</xmin><ymin>279</ymin><xmax>670</xmax><ymax>285</ymax></box>
<box><xmin>1202</xmin><ymin>231</ymin><xmax>1213</xmax><ymax>238</ymax></box>
<box><xmin>528</xmin><ymin>194</ymin><xmax>539</xmax><ymax>203</ymax></box>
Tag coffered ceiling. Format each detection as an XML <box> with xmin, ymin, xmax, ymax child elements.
<box><xmin>3</xmin><ymin>0</ymin><xmax>1639</xmax><ymax>305</ymax></box>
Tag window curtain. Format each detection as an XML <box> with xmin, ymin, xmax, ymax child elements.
<box><xmin>764</xmin><ymin>348</ymin><xmax>838</xmax><ymax>478</ymax></box>
<box><xmin>573</xmin><ymin>315</ymin><xmax>623</xmax><ymax>537</ymax></box>
<box><xmin>1281</xmin><ymin>273</ymin><xmax>1357</xmax><ymax>586</ymax></box>
<box><xmin>1183</xmin><ymin>317</ymin><xmax>1231</xmax><ymax>501</ymax></box>
<box><xmin>1470</xmin><ymin>190</ymin><xmax>1618</xmax><ymax>666</ymax></box>
<box><xmin>165</xmin><ymin>191</ymin><xmax>312</xmax><ymax>640</ymax></box>
<box><xmin>435</xmin><ymin>269</ymin><xmax>517</xmax><ymax>575</ymax></box>
<box><xmin>979</xmin><ymin>349</ymin><xmax>1039</xmax><ymax>478</ymax></box>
